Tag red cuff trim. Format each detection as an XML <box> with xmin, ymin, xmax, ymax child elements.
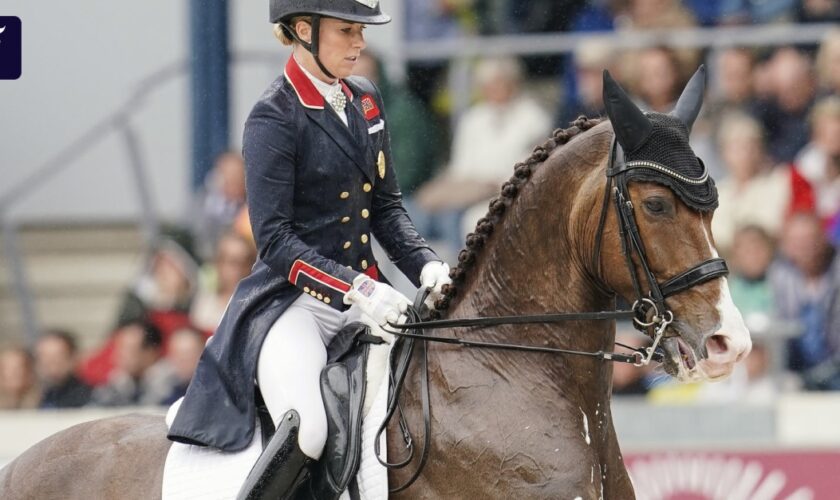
<box><xmin>289</xmin><ymin>259</ymin><xmax>351</xmax><ymax>293</ymax></box>
<box><xmin>364</xmin><ymin>264</ymin><xmax>379</xmax><ymax>281</ymax></box>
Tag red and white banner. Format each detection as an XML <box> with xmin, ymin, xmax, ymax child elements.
<box><xmin>624</xmin><ymin>451</ymin><xmax>840</xmax><ymax>499</ymax></box>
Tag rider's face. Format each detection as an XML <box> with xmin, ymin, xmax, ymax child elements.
<box><xmin>296</xmin><ymin>18</ymin><xmax>366</xmax><ymax>81</ymax></box>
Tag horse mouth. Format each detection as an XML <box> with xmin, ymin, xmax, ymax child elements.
<box><xmin>661</xmin><ymin>337</ymin><xmax>702</xmax><ymax>381</ymax></box>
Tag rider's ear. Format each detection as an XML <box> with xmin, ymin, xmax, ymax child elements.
<box><xmin>602</xmin><ymin>70</ymin><xmax>652</xmax><ymax>153</ymax></box>
<box><xmin>670</xmin><ymin>65</ymin><xmax>706</xmax><ymax>134</ymax></box>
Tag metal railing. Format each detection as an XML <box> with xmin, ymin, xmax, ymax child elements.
<box><xmin>2</xmin><ymin>21</ymin><xmax>836</xmax><ymax>347</ymax></box>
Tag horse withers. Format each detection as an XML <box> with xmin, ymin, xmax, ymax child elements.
<box><xmin>0</xmin><ymin>67</ymin><xmax>750</xmax><ymax>499</ymax></box>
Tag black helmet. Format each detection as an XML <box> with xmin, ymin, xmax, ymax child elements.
<box><xmin>270</xmin><ymin>0</ymin><xmax>391</xmax><ymax>25</ymax></box>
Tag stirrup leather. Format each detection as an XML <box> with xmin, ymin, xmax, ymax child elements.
<box><xmin>236</xmin><ymin>409</ymin><xmax>313</xmax><ymax>500</ymax></box>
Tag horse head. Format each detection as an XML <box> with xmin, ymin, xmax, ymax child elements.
<box><xmin>598</xmin><ymin>66</ymin><xmax>752</xmax><ymax>382</ymax></box>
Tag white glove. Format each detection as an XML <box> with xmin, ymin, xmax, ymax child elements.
<box><xmin>343</xmin><ymin>275</ymin><xmax>411</xmax><ymax>326</ymax></box>
<box><xmin>420</xmin><ymin>260</ymin><xmax>451</xmax><ymax>309</ymax></box>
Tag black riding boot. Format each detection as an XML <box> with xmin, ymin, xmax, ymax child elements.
<box><xmin>236</xmin><ymin>410</ymin><xmax>314</xmax><ymax>500</ymax></box>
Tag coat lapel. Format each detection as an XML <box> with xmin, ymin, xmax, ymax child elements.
<box><xmin>284</xmin><ymin>57</ymin><xmax>373</xmax><ymax>182</ymax></box>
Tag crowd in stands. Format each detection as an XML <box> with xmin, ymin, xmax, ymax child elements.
<box><xmin>2</xmin><ymin>1</ymin><xmax>840</xmax><ymax>409</ymax></box>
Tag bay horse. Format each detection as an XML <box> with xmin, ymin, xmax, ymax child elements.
<box><xmin>0</xmin><ymin>68</ymin><xmax>750</xmax><ymax>499</ymax></box>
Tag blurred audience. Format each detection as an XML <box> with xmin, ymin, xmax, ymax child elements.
<box><xmin>612</xmin><ymin>326</ymin><xmax>654</xmax><ymax>396</ymax></box>
<box><xmin>625</xmin><ymin>46</ymin><xmax>685</xmax><ymax>113</ymax></box>
<box><xmin>750</xmin><ymin>47</ymin><xmax>817</xmax><ymax>163</ymax></box>
<box><xmin>190</xmin><ymin>231</ymin><xmax>256</xmax><ymax>332</ymax></box>
<box><xmin>728</xmin><ymin>225</ymin><xmax>776</xmax><ymax>321</ymax></box>
<box><xmin>796</xmin><ymin>96</ymin><xmax>840</xmax><ymax>219</ymax></box>
<box><xmin>93</xmin><ymin>321</ymin><xmax>177</xmax><ymax>407</ymax></box>
<box><xmin>719</xmin><ymin>0</ymin><xmax>796</xmax><ymax>24</ymax></box>
<box><xmin>816</xmin><ymin>29</ymin><xmax>840</xmax><ymax>96</ymax></box>
<box><xmin>194</xmin><ymin>151</ymin><xmax>247</xmax><ymax>261</ymax></box>
<box><xmin>770</xmin><ymin>213</ymin><xmax>840</xmax><ymax>374</ymax></box>
<box><xmin>0</xmin><ymin>347</ymin><xmax>40</xmax><ymax>409</ymax></box>
<box><xmin>412</xmin><ymin>56</ymin><xmax>551</xmax><ymax>254</ymax></box>
<box><xmin>35</xmin><ymin>330</ymin><xmax>91</xmax><ymax>409</ymax></box>
<box><xmin>711</xmin><ymin>112</ymin><xmax>815</xmax><ymax>253</ymax></box>
<box><xmin>162</xmin><ymin>327</ymin><xmax>206</xmax><ymax>405</ymax></box>
<box><xmin>556</xmin><ymin>39</ymin><xmax>614</xmax><ymax>128</ymax></box>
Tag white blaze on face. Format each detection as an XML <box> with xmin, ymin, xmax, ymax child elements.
<box><xmin>699</xmin><ymin>217</ymin><xmax>752</xmax><ymax>380</ymax></box>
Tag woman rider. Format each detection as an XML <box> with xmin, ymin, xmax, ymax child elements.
<box><xmin>167</xmin><ymin>0</ymin><xmax>451</xmax><ymax>498</ymax></box>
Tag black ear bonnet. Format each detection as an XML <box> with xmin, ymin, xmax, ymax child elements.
<box><xmin>603</xmin><ymin>66</ymin><xmax>718</xmax><ymax>212</ymax></box>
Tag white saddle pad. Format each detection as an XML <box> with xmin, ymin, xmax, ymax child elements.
<box><xmin>162</xmin><ymin>342</ymin><xmax>392</xmax><ymax>500</ymax></box>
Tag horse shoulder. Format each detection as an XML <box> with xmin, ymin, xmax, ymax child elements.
<box><xmin>0</xmin><ymin>413</ymin><xmax>170</xmax><ymax>500</ymax></box>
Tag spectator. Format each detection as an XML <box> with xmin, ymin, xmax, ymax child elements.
<box><xmin>719</xmin><ymin>0</ymin><xmax>796</xmax><ymax>24</ymax></box>
<box><xmin>796</xmin><ymin>0</ymin><xmax>840</xmax><ymax>23</ymax></box>
<box><xmin>0</xmin><ymin>347</ymin><xmax>40</xmax><ymax>409</ymax></box>
<box><xmin>116</xmin><ymin>237</ymin><xmax>198</xmax><ymax>328</ymax></box>
<box><xmin>815</xmin><ymin>29</ymin><xmax>840</xmax><ymax>96</ymax></box>
<box><xmin>568</xmin><ymin>0</ymin><xmax>620</xmax><ymax>32</ymax></box>
<box><xmin>711</xmin><ymin>112</ymin><xmax>815</xmax><ymax>253</ymax></box>
<box><xmin>615</xmin><ymin>0</ymin><xmax>700</xmax><ymax>74</ymax></box>
<box><xmin>190</xmin><ymin>231</ymin><xmax>256</xmax><ymax>332</ymax></box>
<box><xmin>750</xmin><ymin>47</ymin><xmax>816</xmax><ymax>163</ymax></box>
<box><xmin>35</xmin><ymin>330</ymin><xmax>92</xmax><ymax>409</ymax></box>
<box><xmin>770</xmin><ymin>213</ymin><xmax>840</xmax><ymax>375</ymax></box>
<box><xmin>728</xmin><ymin>226</ymin><xmax>777</xmax><ymax>321</ymax></box>
<box><xmin>194</xmin><ymin>151</ymin><xmax>247</xmax><ymax>260</ymax></box>
<box><xmin>795</xmin><ymin>96</ymin><xmax>840</xmax><ymax>219</ymax></box>
<box><xmin>612</xmin><ymin>326</ymin><xmax>653</xmax><ymax>396</ymax></box>
<box><xmin>163</xmin><ymin>327</ymin><xmax>206</xmax><ymax>405</ymax></box>
<box><xmin>352</xmin><ymin>52</ymin><xmax>443</xmax><ymax>195</ymax></box>
<box><xmin>412</xmin><ymin>56</ymin><xmax>551</xmax><ymax>254</ymax></box>
<box><xmin>624</xmin><ymin>46</ymin><xmax>686</xmax><ymax>113</ymax></box>
<box><xmin>93</xmin><ymin>321</ymin><xmax>177</xmax><ymax>406</ymax></box>
<box><xmin>556</xmin><ymin>39</ymin><xmax>614</xmax><ymax>128</ymax></box>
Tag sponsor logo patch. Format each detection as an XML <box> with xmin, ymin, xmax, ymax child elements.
<box><xmin>361</xmin><ymin>94</ymin><xmax>380</xmax><ymax>121</ymax></box>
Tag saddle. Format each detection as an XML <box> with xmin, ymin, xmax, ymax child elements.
<box><xmin>256</xmin><ymin>322</ymin><xmax>386</xmax><ymax>500</ymax></box>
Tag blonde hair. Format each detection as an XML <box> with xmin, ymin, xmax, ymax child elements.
<box><xmin>718</xmin><ymin>111</ymin><xmax>764</xmax><ymax>147</ymax></box>
<box><xmin>809</xmin><ymin>95</ymin><xmax>840</xmax><ymax>127</ymax></box>
<box><xmin>273</xmin><ymin>16</ymin><xmax>311</xmax><ymax>46</ymax></box>
<box><xmin>816</xmin><ymin>29</ymin><xmax>840</xmax><ymax>89</ymax></box>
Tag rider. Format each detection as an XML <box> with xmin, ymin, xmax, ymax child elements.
<box><xmin>167</xmin><ymin>0</ymin><xmax>451</xmax><ymax>497</ymax></box>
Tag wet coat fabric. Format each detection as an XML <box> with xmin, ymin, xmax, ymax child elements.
<box><xmin>168</xmin><ymin>57</ymin><xmax>438</xmax><ymax>451</ymax></box>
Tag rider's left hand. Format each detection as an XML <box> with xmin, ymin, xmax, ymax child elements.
<box><xmin>420</xmin><ymin>260</ymin><xmax>451</xmax><ymax>309</ymax></box>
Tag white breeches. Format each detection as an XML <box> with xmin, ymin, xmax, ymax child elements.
<box><xmin>257</xmin><ymin>294</ymin><xmax>361</xmax><ymax>460</ymax></box>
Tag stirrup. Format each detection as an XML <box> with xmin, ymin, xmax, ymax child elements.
<box><xmin>236</xmin><ymin>410</ymin><xmax>313</xmax><ymax>500</ymax></box>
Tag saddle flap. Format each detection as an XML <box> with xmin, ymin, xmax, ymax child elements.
<box><xmin>316</xmin><ymin>323</ymin><xmax>377</xmax><ymax>497</ymax></box>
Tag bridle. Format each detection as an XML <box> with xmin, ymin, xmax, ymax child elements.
<box><xmin>374</xmin><ymin>136</ymin><xmax>730</xmax><ymax>492</ymax></box>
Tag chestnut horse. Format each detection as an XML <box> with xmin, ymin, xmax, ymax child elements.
<box><xmin>0</xmin><ymin>69</ymin><xmax>750</xmax><ymax>499</ymax></box>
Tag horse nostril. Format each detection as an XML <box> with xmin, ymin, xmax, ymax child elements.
<box><xmin>705</xmin><ymin>334</ymin><xmax>729</xmax><ymax>359</ymax></box>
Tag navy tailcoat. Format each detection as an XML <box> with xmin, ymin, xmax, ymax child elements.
<box><xmin>168</xmin><ymin>57</ymin><xmax>438</xmax><ymax>451</ymax></box>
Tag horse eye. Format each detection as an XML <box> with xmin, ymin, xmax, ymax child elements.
<box><xmin>644</xmin><ymin>199</ymin><xmax>665</xmax><ymax>214</ymax></box>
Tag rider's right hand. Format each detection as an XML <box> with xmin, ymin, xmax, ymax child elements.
<box><xmin>343</xmin><ymin>275</ymin><xmax>411</xmax><ymax>326</ymax></box>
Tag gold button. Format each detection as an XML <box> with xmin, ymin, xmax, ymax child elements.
<box><xmin>317</xmin><ymin>293</ymin><xmax>323</xmax><ymax>300</ymax></box>
<box><xmin>324</xmin><ymin>297</ymin><xmax>331</xmax><ymax>304</ymax></box>
<box><xmin>363</xmin><ymin>183</ymin><xmax>372</xmax><ymax>193</ymax></box>
<box><xmin>341</xmin><ymin>216</ymin><xmax>350</xmax><ymax>223</ymax></box>
<box><xmin>340</xmin><ymin>191</ymin><xmax>350</xmax><ymax>199</ymax></box>
<box><xmin>361</xmin><ymin>260</ymin><xmax>368</xmax><ymax>270</ymax></box>
<box><xmin>343</xmin><ymin>241</ymin><xmax>352</xmax><ymax>249</ymax></box>
<box><xmin>310</xmin><ymin>290</ymin><xmax>318</xmax><ymax>297</ymax></box>
<box><xmin>361</xmin><ymin>209</ymin><xmax>370</xmax><ymax>219</ymax></box>
<box><xmin>361</xmin><ymin>234</ymin><xmax>369</xmax><ymax>244</ymax></box>
<box><xmin>303</xmin><ymin>286</ymin><xmax>311</xmax><ymax>293</ymax></box>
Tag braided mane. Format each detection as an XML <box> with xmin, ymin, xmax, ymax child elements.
<box><xmin>432</xmin><ymin>116</ymin><xmax>602</xmax><ymax>317</ymax></box>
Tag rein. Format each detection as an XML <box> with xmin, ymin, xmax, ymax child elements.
<box><xmin>374</xmin><ymin>138</ymin><xmax>729</xmax><ymax>493</ymax></box>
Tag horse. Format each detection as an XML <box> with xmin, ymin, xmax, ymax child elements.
<box><xmin>0</xmin><ymin>68</ymin><xmax>751</xmax><ymax>499</ymax></box>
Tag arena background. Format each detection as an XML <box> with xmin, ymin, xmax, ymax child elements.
<box><xmin>2</xmin><ymin>1</ymin><xmax>840</xmax><ymax>499</ymax></box>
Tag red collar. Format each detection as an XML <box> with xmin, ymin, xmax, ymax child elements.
<box><xmin>284</xmin><ymin>57</ymin><xmax>354</xmax><ymax>110</ymax></box>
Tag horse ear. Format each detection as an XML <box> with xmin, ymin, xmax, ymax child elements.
<box><xmin>602</xmin><ymin>70</ymin><xmax>652</xmax><ymax>152</ymax></box>
<box><xmin>670</xmin><ymin>65</ymin><xmax>706</xmax><ymax>134</ymax></box>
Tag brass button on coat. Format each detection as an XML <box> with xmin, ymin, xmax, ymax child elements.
<box><xmin>310</xmin><ymin>290</ymin><xmax>317</xmax><ymax>297</ymax></box>
<box><xmin>303</xmin><ymin>287</ymin><xmax>311</xmax><ymax>293</ymax></box>
<box><xmin>317</xmin><ymin>293</ymin><xmax>323</xmax><ymax>300</ymax></box>
<box><xmin>361</xmin><ymin>234</ymin><xmax>369</xmax><ymax>244</ymax></box>
<box><xmin>343</xmin><ymin>241</ymin><xmax>352</xmax><ymax>249</ymax></box>
<box><xmin>363</xmin><ymin>183</ymin><xmax>372</xmax><ymax>193</ymax></box>
<box><xmin>361</xmin><ymin>209</ymin><xmax>369</xmax><ymax>219</ymax></box>
<box><xmin>340</xmin><ymin>191</ymin><xmax>350</xmax><ymax>199</ymax></box>
<box><xmin>341</xmin><ymin>216</ymin><xmax>350</xmax><ymax>223</ymax></box>
<box><xmin>361</xmin><ymin>260</ymin><xmax>368</xmax><ymax>270</ymax></box>
<box><xmin>324</xmin><ymin>297</ymin><xmax>331</xmax><ymax>304</ymax></box>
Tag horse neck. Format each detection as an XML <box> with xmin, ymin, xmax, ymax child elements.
<box><xmin>446</xmin><ymin>138</ymin><xmax>616</xmax><ymax>403</ymax></box>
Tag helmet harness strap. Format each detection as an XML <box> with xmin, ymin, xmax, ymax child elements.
<box><xmin>280</xmin><ymin>15</ymin><xmax>337</xmax><ymax>81</ymax></box>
